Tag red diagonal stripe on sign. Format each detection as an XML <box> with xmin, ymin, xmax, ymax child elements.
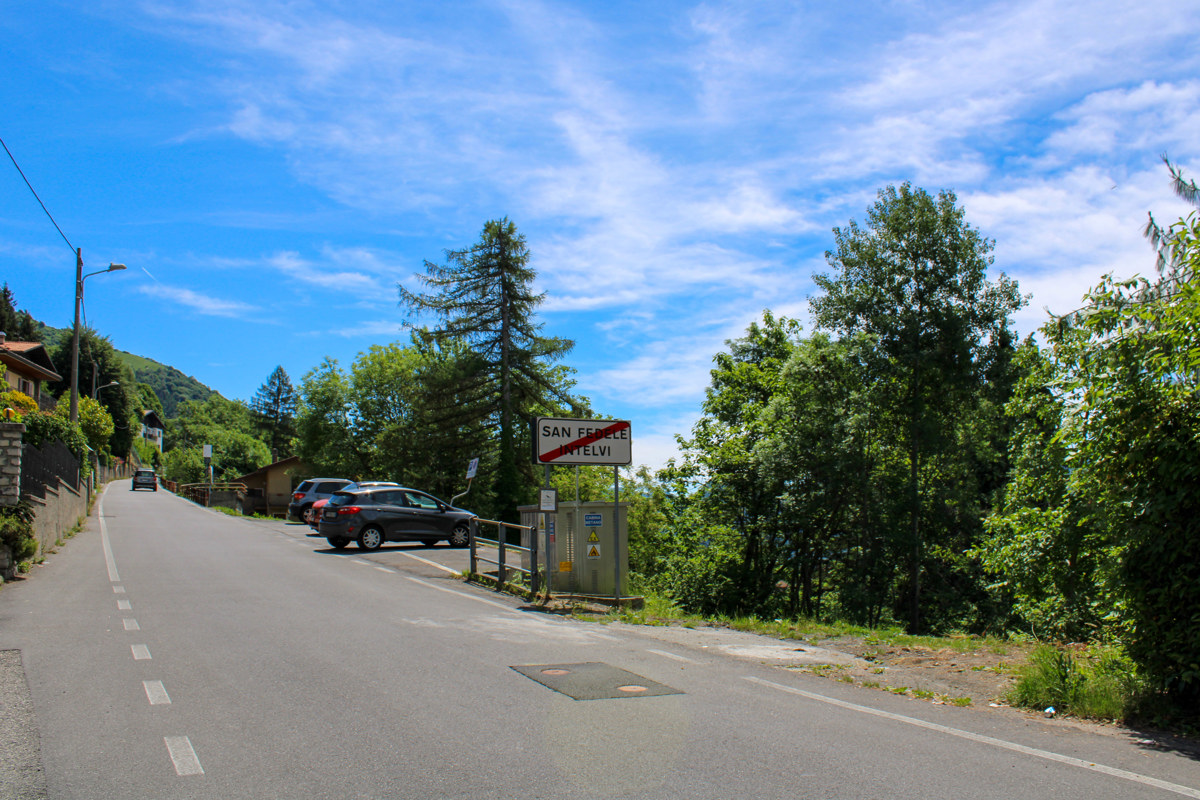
<box><xmin>539</xmin><ymin>421</ymin><xmax>630</xmax><ymax>462</ymax></box>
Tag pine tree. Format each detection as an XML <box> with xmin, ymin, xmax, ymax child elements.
<box><xmin>251</xmin><ymin>366</ymin><xmax>297</xmax><ymax>459</ymax></box>
<box><xmin>400</xmin><ymin>218</ymin><xmax>583</xmax><ymax>521</ymax></box>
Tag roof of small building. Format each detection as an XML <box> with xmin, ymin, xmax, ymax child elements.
<box><xmin>0</xmin><ymin>339</ymin><xmax>61</xmax><ymax>383</ymax></box>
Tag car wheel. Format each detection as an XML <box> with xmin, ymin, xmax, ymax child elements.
<box><xmin>357</xmin><ymin>526</ymin><xmax>384</xmax><ymax>551</ymax></box>
<box><xmin>301</xmin><ymin>505</ymin><xmax>314</xmax><ymax>524</ymax></box>
<box><xmin>327</xmin><ymin>537</ymin><xmax>350</xmax><ymax>550</ymax></box>
<box><xmin>447</xmin><ymin>523</ymin><xmax>470</xmax><ymax>548</ymax></box>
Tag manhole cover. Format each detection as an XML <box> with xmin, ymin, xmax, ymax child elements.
<box><xmin>512</xmin><ymin>662</ymin><xmax>683</xmax><ymax>701</ymax></box>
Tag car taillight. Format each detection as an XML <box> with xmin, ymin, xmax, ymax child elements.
<box><xmin>293</xmin><ymin>492</ymin><xmax>304</xmax><ymax>502</ymax></box>
<box><xmin>337</xmin><ymin>506</ymin><xmax>361</xmax><ymax>515</ymax></box>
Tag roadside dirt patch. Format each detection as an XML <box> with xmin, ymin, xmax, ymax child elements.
<box><xmin>792</xmin><ymin>635</ymin><xmax>1029</xmax><ymax>708</ymax></box>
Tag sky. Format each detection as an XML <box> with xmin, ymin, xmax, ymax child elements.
<box><xmin>2</xmin><ymin>0</ymin><xmax>1199</xmax><ymax>472</ymax></box>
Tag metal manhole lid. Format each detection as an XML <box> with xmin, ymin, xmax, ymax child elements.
<box><xmin>511</xmin><ymin>662</ymin><xmax>683</xmax><ymax>701</ymax></box>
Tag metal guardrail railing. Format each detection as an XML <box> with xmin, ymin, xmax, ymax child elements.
<box><xmin>178</xmin><ymin>482</ymin><xmax>247</xmax><ymax>507</ymax></box>
<box><xmin>469</xmin><ymin>517</ymin><xmax>540</xmax><ymax>595</ymax></box>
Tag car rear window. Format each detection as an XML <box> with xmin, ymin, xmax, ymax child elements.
<box><xmin>327</xmin><ymin>492</ymin><xmax>357</xmax><ymax>508</ymax></box>
<box><xmin>316</xmin><ymin>481</ymin><xmax>347</xmax><ymax>493</ymax></box>
<box><xmin>295</xmin><ymin>480</ymin><xmax>313</xmax><ymax>493</ymax></box>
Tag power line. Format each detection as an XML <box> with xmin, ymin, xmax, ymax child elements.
<box><xmin>0</xmin><ymin>133</ymin><xmax>75</xmax><ymax>254</ymax></box>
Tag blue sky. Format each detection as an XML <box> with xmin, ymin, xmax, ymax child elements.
<box><xmin>2</xmin><ymin>1</ymin><xmax>1199</xmax><ymax>470</ymax></box>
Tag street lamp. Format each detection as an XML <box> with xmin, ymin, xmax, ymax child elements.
<box><xmin>70</xmin><ymin>250</ymin><xmax>125</xmax><ymax>422</ymax></box>
<box><xmin>93</xmin><ymin>380</ymin><xmax>119</xmax><ymax>400</ymax></box>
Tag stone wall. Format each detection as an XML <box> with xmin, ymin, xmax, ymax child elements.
<box><xmin>0</xmin><ymin>422</ymin><xmax>23</xmax><ymax>507</ymax></box>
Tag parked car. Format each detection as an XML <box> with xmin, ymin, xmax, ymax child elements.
<box><xmin>288</xmin><ymin>478</ymin><xmax>353</xmax><ymax>522</ymax></box>
<box><xmin>131</xmin><ymin>469</ymin><xmax>157</xmax><ymax>492</ymax></box>
<box><xmin>305</xmin><ymin>482</ymin><xmax>400</xmax><ymax>530</ymax></box>
<box><xmin>318</xmin><ymin>486</ymin><xmax>474</xmax><ymax>550</ymax></box>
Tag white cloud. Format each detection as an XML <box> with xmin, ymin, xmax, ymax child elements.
<box><xmin>138</xmin><ymin>284</ymin><xmax>257</xmax><ymax>318</ymax></box>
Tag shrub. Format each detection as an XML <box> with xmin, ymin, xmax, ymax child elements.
<box><xmin>0</xmin><ymin>500</ymin><xmax>38</xmax><ymax>561</ymax></box>
<box><xmin>1009</xmin><ymin>644</ymin><xmax>1136</xmax><ymax>720</ymax></box>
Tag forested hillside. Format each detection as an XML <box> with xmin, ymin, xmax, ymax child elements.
<box><xmin>36</xmin><ymin>325</ymin><xmax>216</xmax><ymax>417</ymax></box>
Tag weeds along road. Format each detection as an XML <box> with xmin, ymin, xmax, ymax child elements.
<box><xmin>2</xmin><ymin>481</ymin><xmax>1200</xmax><ymax>800</ymax></box>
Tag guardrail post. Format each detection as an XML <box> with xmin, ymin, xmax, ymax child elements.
<box><xmin>469</xmin><ymin>517</ymin><xmax>478</xmax><ymax>577</ymax></box>
<box><xmin>497</xmin><ymin>523</ymin><xmax>507</xmax><ymax>592</ymax></box>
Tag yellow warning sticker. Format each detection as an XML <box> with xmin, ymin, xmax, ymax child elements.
<box><xmin>587</xmin><ymin>544</ymin><xmax>601</xmax><ymax>558</ymax></box>
<box><xmin>587</xmin><ymin>531</ymin><xmax>600</xmax><ymax>543</ymax></box>
<box><xmin>559</xmin><ymin>561</ymin><xmax>573</xmax><ymax>572</ymax></box>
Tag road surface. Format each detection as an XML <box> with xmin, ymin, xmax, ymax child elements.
<box><xmin>2</xmin><ymin>482</ymin><xmax>1199</xmax><ymax>799</ymax></box>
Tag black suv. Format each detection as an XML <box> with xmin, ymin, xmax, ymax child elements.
<box><xmin>318</xmin><ymin>486</ymin><xmax>474</xmax><ymax>550</ymax></box>
<box><xmin>131</xmin><ymin>469</ymin><xmax>157</xmax><ymax>491</ymax></box>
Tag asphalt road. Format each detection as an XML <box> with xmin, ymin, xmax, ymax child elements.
<box><xmin>2</xmin><ymin>482</ymin><xmax>1200</xmax><ymax>799</ymax></box>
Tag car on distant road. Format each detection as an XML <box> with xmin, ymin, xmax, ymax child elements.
<box><xmin>305</xmin><ymin>482</ymin><xmax>400</xmax><ymax>530</ymax></box>
<box><xmin>318</xmin><ymin>486</ymin><xmax>474</xmax><ymax>550</ymax></box>
<box><xmin>288</xmin><ymin>478</ymin><xmax>353</xmax><ymax>522</ymax></box>
<box><xmin>131</xmin><ymin>469</ymin><xmax>158</xmax><ymax>492</ymax></box>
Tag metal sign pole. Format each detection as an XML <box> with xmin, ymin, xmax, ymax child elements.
<box><xmin>613</xmin><ymin>465</ymin><xmax>620</xmax><ymax>604</ymax></box>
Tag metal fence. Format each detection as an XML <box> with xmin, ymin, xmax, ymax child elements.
<box><xmin>469</xmin><ymin>517</ymin><xmax>540</xmax><ymax>595</ymax></box>
<box><xmin>20</xmin><ymin>440</ymin><xmax>80</xmax><ymax>499</ymax></box>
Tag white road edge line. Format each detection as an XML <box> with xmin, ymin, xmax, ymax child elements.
<box><xmin>164</xmin><ymin>736</ymin><xmax>203</xmax><ymax>776</ymax></box>
<box><xmin>745</xmin><ymin>676</ymin><xmax>1200</xmax><ymax>799</ymax></box>
<box><xmin>99</xmin><ymin>485</ymin><xmax>120</xmax><ymax>582</ymax></box>
<box><xmin>398</xmin><ymin>551</ymin><xmax>461</xmax><ymax>576</ymax></box>
<box><xmin>404</xmin><ymin>576</ymin><xmax>522</xmax><ymax>613</ymax></box>
<box><xmin>143</xmin><ymin>680</ymin><xmax>171</xmax><ymax>705</ymax></box>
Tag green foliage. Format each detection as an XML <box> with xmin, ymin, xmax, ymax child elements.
<box><xmin>118</xmin><ymin>352</ymin><xmax>215</xmax><ymax>417</ymax></box>
<box><xmin>982</xmin><ymin>162</ymin><xmax>1200</xmax><ymax>710</ymax></box>
<box><xmin>0</xmin><ymin>500</ymin><xmax>38</xmax><ymax>561</ymax></box>
<box><xmin>55</xmin><ymin>395</ymin><xmax>114</xmax><ymax>456</ymax></box>
<box><xmin>162</xmin><ymin>445</ymin><xmax>206</xmax><ymax>485</ymax></box>
<box><xmin>1009</xmin><ymin>645</ymin><xmax>1135</xmax><ymax>721</ymax></box>
<box><xmin>46</xmin><ymin>327</ymin><xmax>141</xmax><ymax>457</ymax></box>
<box><xmin>131</xmin><ymin>436</ymin><xmax>162</xmax><ymax>469</ymax></box>
<box><xmin>0</xmin><ymin>284</ymin><xmax>41</xmax><ymax>342</ymax></box>
<box><xmin>811</xmin><ymin>183</ymin><xmax>1025</xmax><ymax>633</ymax></box>
<box><xmin>0</xmin><ymin>389</ymin><xmax>37</xmax><ymax>417</ymax></box>
<box><xmin>164</xmin><ymin>395</ymin><xmax>271</xmax><ymax>481</ymax></box>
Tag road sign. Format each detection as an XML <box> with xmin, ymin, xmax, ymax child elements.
<box><xmin>466</xmin><ymin>458</ymin><xmax>479</xmax><ymax>479</ymax></box>
<box><xmin>534</xmin><ymin>417</ymin><xmax>632</xmax><ymax>465</ymax></box>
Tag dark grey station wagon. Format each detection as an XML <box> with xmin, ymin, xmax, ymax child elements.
<box><xmin>318</xmin><ymin>486</ymin><xmax>474</xmax><ymax>550</ymax></box>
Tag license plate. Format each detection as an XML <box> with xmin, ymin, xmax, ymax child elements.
<box><xmin>324</xmin><ymin>510</ymin><xmax>337</xmax><ymax>519</ymax></box>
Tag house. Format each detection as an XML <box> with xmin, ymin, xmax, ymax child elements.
<box><xmin>235</xmin><ymin>455</ymin><xmax>310</xmax><ymax>518</ymax></box>
<box><xmin>141</xmin><ymin>409</ymin><xmax>165</xmax><ymax>452</ymax></box>
<box><xmin>0</xmin><ymin>332</ymin><xmax>61</xmax><ymax>412</ymax></box>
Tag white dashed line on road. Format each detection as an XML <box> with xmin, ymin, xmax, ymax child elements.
<box><xmin>143</xmin><ymin>681</ymin><xmax>171</xmax><ymax>705</ymax></box>
<box><xmin>123</xmin><ymin>619</ymin><xmax>140</xmax><ymax>631</ymax></box>
<box><xmin>164</xmin><ymin>736</ymin><xmax>203</xmax><ymax>776</ymax></box>
<box><xmin>113</xmin><ymin>585</ymin><xmax>126</xmax><ymax>594</ymax></box>
<box><xmin>397</xmin><ymin>551</ymin><xmax>461</xmax><ymax>576</ymax></box>
<box><xmin>117</xmin><ymin>599</ymin><xmax>131</xmax><ymax>610</ymax></box>
<box><xmin>131</xmin><ymin>645</ymin><xmax>152</xmax><ymax>661</ymax></box>
<box><xmin>648</xmin><ymin>648</ymin><xmax>699</xmax><ymax>664</ymax></box>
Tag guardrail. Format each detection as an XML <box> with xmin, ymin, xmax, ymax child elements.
<box><xmin>469</xmin><ymin>517</ymin><xmax>540</xmax><ymax>595</ymax></box>
<box><xmin>178</xmin><ymin>482</ymin><xmax>247</xmax><ymax>508</ymax></box>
